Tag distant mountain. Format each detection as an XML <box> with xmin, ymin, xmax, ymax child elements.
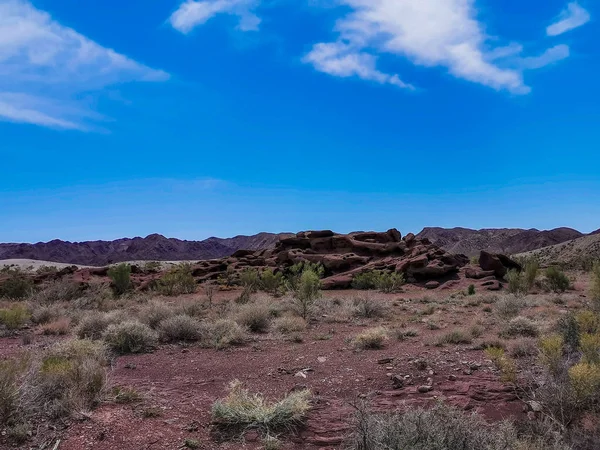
<box><xmin>0</xmin><ymin>233</ymin><xmax>282</xmax><ymax>266</ymax></box>
<box><xmin>514</xmin><ymin>233</ymin><xmax>600</xmax><ymax>268</ymax></box>
<box><xmin>417</xmin><ymin>227</ymin><xmax>584</xmax><ymax>256</ymax></box>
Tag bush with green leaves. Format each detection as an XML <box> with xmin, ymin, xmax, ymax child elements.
<box><xmin>260</xmin><ymin>269</ymin><xmax>285</xmax><ymax>295</ymax></box>
<box><xmin>291</xmin><ymin>268</ymin><xmax>322</xmax><ymax>320</ymax></box>
<box><xmin>467</xmin><ymin>284</ymin><xmax>476</xmax><ymax>296</ymax></box>
<box><xmin>545</xmin><ymin>266</ymin><xmax>570</xmax><ymax>293</ymax></box>
<box><xmin>108</xmin><ymin>263</ymin><xmax>132</xmax><ymax>296</ymax></box>
<box><xmin>352</xmin><ymin>271</ymin><xmax>404</xmax><ymax>293</ymax></box>
<box><xmin>352</xmin><ymin>271</ymin><xmax>379</xmax><ymax>290</ymax></box>
<box><xmin>0</xmin><ymin>304</ymin><xmax>30</xmax><ymax>331</ymax></box>
<box><xmin>0</xmin><ymin>271</ymin><xmax>33</xmax><ymax>300</ymax></box>
<box><xmin>157</xmin><ymin>263</ymin><xmax>196</xmax><ymax>296</ymax></box>
<box><xmin>285</xmin><ymin>262</ymin><xmax>324</xmax><ymax>291</ymax></box>
<box><xmin>505</xmin><ymin>270</ymin><xmax>527</xmax><ymax>295</ymax></box>
<box><xmin>239</xmin><ymin>268</ymin><xmax>260</xmax><ymax>293</ymax></box>
<box><xmin>102</xmin><ymin>321</ymin><xmax>158</xmax><ymax>354</ymax></box>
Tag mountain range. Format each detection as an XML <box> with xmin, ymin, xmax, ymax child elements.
<box><xmin>0</xmin><ymin>227</ymin><xmax>594</xmax><ymax>266</ymax></box>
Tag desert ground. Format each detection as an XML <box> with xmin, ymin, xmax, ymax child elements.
<box><xmin>1</xmin><ymin>229</ymin><xmax>600</xmax><ymax>450</ymax></box>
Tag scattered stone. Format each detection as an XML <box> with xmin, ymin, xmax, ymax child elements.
<box><xmin>448</xmin><ymin>374</ymin><xmax>457</xmax><ymax>381</ymax></box>
<box><xmin>317</xmin><ymin>356</ymin><xmax>327</xmax><ymax>363</ymax></box>
<box><xmin>425</xmin><ymin>280</ymin><xmax>440</xmax><ymax>289</ymax></box>
<box><xmin>392</xmin><ymin>375</ymin><xmax>404</xmax><ymax>389</ymax></box>
<box><xmin>377</xmin><ymin>357</ymin><xmax>394</xmax><ymax>365</ymax></box>
<box><xmin>418</xmin><ymin>385</ymin><xmax>433</xmax><ymax>393</ymax></box>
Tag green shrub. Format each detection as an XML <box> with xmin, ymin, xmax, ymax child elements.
<box><xmin>102</xmin><ymin>321</ymin><xmax>158</xmax><ymax>354</ymax></box>
<box><xmin>285</xmin><ymin>262</ymin><xmax>324</xmax><ymax>291</ymax></box>
<box><xmin>569</xmin><ymin>362</ymin><xmax>600</xmax><ymax>402</ymax></box>
<box><xmin>157</xmin><ymin>263</ymin><xmax>196</xmax><ymax>296</ymax></box>
<box><xmin>538</xmin><ymin>334</ymin><xmax>564</xmax><ymax>375</ymax></box>
<box><xmin>374</xmin><ymin>271</ymin><xmax>404</xmax><ymax>293</ymax></box>
<box><xmin>239</xmin><ymin>268</ymin><xmax>260</xmax><ymax>293</ymax></box>
<box><xmin>467</xmin><ymin>284</ymin><xmax>476</xmax><ymax>296</ymax></box>
<box><xmin>159</xmin><ymin>315</ymin><xmax>202</xmax><ymax>342</ymax></box>
<box><xmin>0</xmin><ymin>304</ymin><xmax>30</xmax><ymax>330</ymax></box>
<box><xmin>506</xmin><ymin>270</ymin><xmax>527</xmax><ymax>295</ymax></box>
<box><xmin>260</xmin><ymin>269</ymin><xmax>285</xmax><ymax>295</ymax></box>
<box><xmin>212</xmin><ymin>380</ymin><xmax>310</xmax><ymax>435</ymax></box>
<box><xmin>545</xmin><ymin>267</ymin><xmax>570</xmax><ymax>293</ymax></box>
<box><xmin>558</xmin><ymin>313</ymin><xmax>580</xmax><ymax>351</ymax></box>
<box><xmin>0</xmin><ymin>272</ymin><xmax>33</xmax><ymax>300</ymax></box>
<box><xmin>352</xmin><ymin>271</ymin><xmax>378</xmax><ymax>290</ymax></box>
<box><xmin>352</xmin><ymin>327</ymin><xmax>387</xmax><ymax>350</ymax></box>
<box><xmin>580</xmin><ymin>333</ymin><xmax>600</xmax><ymax>364</ymax></box>
<box><xmin>291</xmin><ymin>268</ymin><xmax>322</xmax><ymax>320</ymax></box>
<box><xmin>524</xmin><ymin>259</ymin><xmax>539</xmax><ymax>290</ymax></box>
<box><xmin>108</xmin><ymin>263</ymin><xmax>132</xmax><ymax>296</ymax></box>
<box><xmin>591</xmin><ymin>262</ymin><xmax>600</xmax><ymax>308</ymax></box>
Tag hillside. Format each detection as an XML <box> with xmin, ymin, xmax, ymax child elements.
<box><xmin>417</xmin><ymin>227</ymin><xmax>583</xmax><ymax>256</ymax></box>
<box><xmin>0</xmin><ymin>233</ymin><xmax>282</xmax><ymax>266</ymax></box>
<box><xmin>514</xmin><ymin>233</ymin><xmax>600</xmax><ymax>267</ymax></box>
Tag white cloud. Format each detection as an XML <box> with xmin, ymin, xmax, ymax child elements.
<box><xmin>305</xmin><ymin>0</ymin><xmax>533</xmax><ymax>93</ymax></box>
<box><xmin>520</xmin><ymin>45</ymin><xmax>570</xmax><ymax>70</ymax></box>
<box><xmin>547</xmin><ymin>2</ymin><xmax>591</xmax><ymax>36</ymax></box>
<box><xmin>303</xmin><ymin>42</ymin><xmax>414</xmax><ymax>89</ymax></box>
<box><xmin>0</xmin><ymin>0</ymin><xmax>168</xmax><ymax>130</ymax></box>
<box><xmin>170</xmin><ymin>0</ymin><xmax>260</xmax><ymax>34</ymax></box>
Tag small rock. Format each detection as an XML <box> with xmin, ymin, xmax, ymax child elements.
<box><xmin>528</xmin><ymin>401</ymin><xmax>543</xmax><ymax>412</ymax></box>
<box><xmin>294</xmin><ymin>371</ymin><xmax>307</xmax><ymax>378</ymax></box>
<box><xmin>418</xmin><ymin>385</ymin><xmax>433</xmax><ymax>393</ymax></box>
<box><xmin>448</xmin><ymin>374</ymin><xmax>457</xmax><ymax>381</ymax></box>
<box><xmin>391</xmin><ymin>375</ymin><xmax>404</xmax><ymax>389</ymax></box>
<box><xmin>463</xmin><ymin>369</ymin><xmax>473</xmax><ymax>375</ymax></box>
<box><xmin>378</xmin><ymin>357</ymin><xmax>394</xmax><ymax>364</ymax></box>
<box><xmin>386</xmin><ymin>366</ymin><xmax>393</xmax><ymax>370</ymax></box>
<box><xmin>425</xmin><ymin>281</ymin><xmax>440</xmax><ymax>290</ymax></box>
<box><xmin>317</xmin><ymin>356</ymin><xmax>327</xmax><ymax>363</ymax></box>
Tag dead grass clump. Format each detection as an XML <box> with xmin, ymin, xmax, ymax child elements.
<box><xmin>234</xmin><ymin>302</ymin><xmax>272</xmax><ymax>333</ymax></box>
<box><xmin>28</xmin><ymin>339</ymin><xmax>108</xmax><ymax>419</ymax></box>
<box><xmin>352</xmin><ymin>327</ymin><xmax>387</xmax><ymax>350</ymax></box>
<box><xmin>102</xmin><ymin>321</ymin><xmax>158</xmax><ymax>354</ymax></box>
<box><xmin>159</xmin><ymin>315</ymin><xmax>202</xmax><ymax>342</ymax></box>
<box><xmin>435</xmin><ymin>329</ymin><xmax>472</xmax><ymax>346</ymax></box>
<box><xmin>493</xmin><ymin>295</ymin><xmax>526</xmax><ymax>320</ymax></box>
<box><xmin>273</xmin><ymin>316</ymin><xmax>307</xmax><ymax>334</ymax></box>
<box><xmin>76</xmin><ymin>311</ymin><xmax>113</xmax><ymax>340</ymax></box>
<box><xmin>509</xmin><ymin>338</ymin><xmax>538</xmax><ymax>358</ymax></box>
<box><xmin>30</xmin><ymin>280</ymin><xmax>82</xmax><ymax>305</ymax></box>
<box><xmin>212</xmin><ymin>380</ymin><xmax>311</xmax><ymax>436</ymax></box>
<box><xmin>30</xmin><ymin>304</ymin><xmax>65</xmax><ymax>325</ymax></box>
<box><xmin>349</xmin><ymin>402</ymin><xmax>564</xmax><ymax>450</ymax></box>
<box><xmin>393</xmin><ymin>328</ymin><xmax>418</xmax><ymax>341</ymax></box>
<box><xmin>316</xmin><ymin>298</ymin><xmax>354</xmax><ymax>323</ymax></box>
<box><xmin>500</xmin><ymin>316</ymin><xmax>539</xmax><ymax>338</ymax></box>
<box><xmin>41</xmin><ymin>317</ymin><xmax>71</xmax><ymax>335</ymax></box>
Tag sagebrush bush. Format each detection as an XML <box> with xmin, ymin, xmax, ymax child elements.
<box><xmin>500</xmin><ymin>316</ymin><xmax>539</xmax><ymax>338</ymax></box>
<box><xmin>239</xmin><ymin>268</ymin><xmax>260</xmax><ymax>293</ymax></box>
<box><xmin>436</xmin><ymin>329</ymin><xmax>472</xmax><ymax>346</ymax></box>
<box><xmin>506</xmin><ymin>269</ymin><xmax>527</xmax><ymax>296</ymax></box>
<box><xmin>31</xmin><ymin>304</ymin><xmax>64</xmax><ymax>325</ymax></box>
<box><xmin>273</xmin><ymin>316</ymin><xmax>307</xmax><ymax>334</ymax></box>
<box><xmin>348</xmin><ymin>402</ymin><xmax>562</xmax><ymax>450</ymax></box>
<box><xmin>0</xmin><ymin>359</ymin><xmax>22</xmax><ymax>425</ymax></box>
<box><xmin>29</xmin><ymin>339</ymin><xmax>108</xmax><ymax>419</ymax></box>
<box><xmin>575</xmin><ymin>310</ymin><xmax>600</xmax><ymax>334</ymax></box>
<box><xmin>31</xmin><ymin>280</ymin><xmax>82</xmax><ymax>305</ymax></box>
<box><xmin>41</xmin><ymin>317</ymin><xmax>71</xmax><ymax>335</ymax></box>
<box><xmin>203</xmin><ymin>319</ymin><xmax>246</xmax><ymax>349</ymax></box>
<box><xmin>108</xmin><ymin>263</ymin><xmax>132</xmax><ymax>296</ymax></box>
<box><xmin>159</xmin><ymin>315</ymin><xmax>202</xmax><ymax>342</ymax></box>
<box><xmin>76</xmin><ymin>312</ymin><xmax>114</xmax><ymax>340</ymax></box>
<box><xmin>484</xmin><ymin>347</ymin><xmax>517</xmax><ymax>383</ymax></box>
<box><xmin>260</xmin><ymin>269</ymin><xmax>285</xmax><ymax>295</ymax></box>
<box><xmin>138</xmin><ymin>301</ymin><xmax>175</xmax><ymax>329</ymax></box>
<box><xmin>352</xmin><ymin>327</ymin><xmax>387</xmax><ymax>350</ymax></box>
<box><xmin>493</xmin><ymin>295</ymin><xmax>525</xmax><ymax>320</ymax></box>
<box><xmin>374</xmin><ymin>271</ymin><xmax>404</xmax><ymax>293</ymax></box>
<box><xmin>102</xmin><ymin>321</ymin><xmax>158</xmax><ymax>354</ymax></box>
<box><xmin>558</xmin><ymin>313</ymin><xmax>580</xmax><ymax>351</ymax></box>
<box><xmin>509</xmin><ymin>338</ymin><xmax>538</xmax><ymax>358</ymax></box>
<box><xmin>212</xmin><ymin>380</ymin><xmax>310</xmax><ymax>435</ymax></box>
<box><xmin>545</xmin><ymin>267</ymin><xmax>570</xmax><ymax>293</ymax></box>
<box><xmin>0</xmin><ymin>304</ymin><xmax>30</xmax><ymax>330</ymax></box>
<box><xmin>352</xmin><ymin>295</ymin><xmax>388</xmax><ymax>319</ymax></box>
<box><xmin>235</xmin><ymin>302</ymin><xmax>272</xmax><ymax>333</ymax></box>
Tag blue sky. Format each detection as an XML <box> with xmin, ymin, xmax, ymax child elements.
<box><xmin>0</xmin><ymin>0</ymin><xmax>598</xmax><ymax>243</ymax></box>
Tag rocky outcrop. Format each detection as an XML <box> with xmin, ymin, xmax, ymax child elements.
<box><xmin>479</xmin><ymin>251</ymin><xmax>522</xmax><ymax>277</ymax></box>
<box><xmin>187</xmin><ymin>229</ymin><xmax>469</xmax><ymax>289</ymax></box>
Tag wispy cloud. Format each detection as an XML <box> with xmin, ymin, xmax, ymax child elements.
<box><xmin>302</xmin><ymin>42</ymin><xmax>414</xmax><ymax>90</ymax></box>
<box><xmin>169</xmin><ymin>0</ymin><xmax>260</xmax><ymax>34</ymax></box>
<box><xmin>0</xmin><ymin>0</ymin><xmax>168</xmax><ymax>130</ymax></box>
<box><xmin>520</xmin><ymin>45</ymin><xmax>570</xmax><ymax>70</ymax></box>
<box><xmin>547</xmin><ymin>2</ymin><xmax>591</xmax><ymax>36</ymax></box>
